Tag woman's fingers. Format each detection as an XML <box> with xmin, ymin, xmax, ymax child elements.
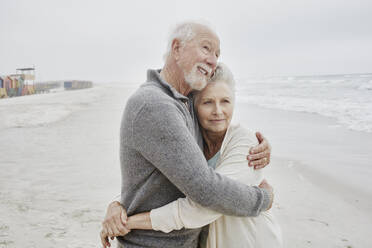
<box><xmin>102</xmin><ymin>211</ymin><xmax>130</xmax><ymax>239</ymax></box>
<box><xmin>100</xmin><ymin>229</ymin><xmax>111</xmax><ymax>248</ymax></box>
<box><xmin>109</xmin><ymin>223</ymin><xmax>120</xmax><ymax>237</ymax></box>
<box><xmin>258</xmin><ymin>179</ymin><xmax>274</xmax><ymax>210</ymax></box>
<box><xmin>105</xmin><ymin>224</ymin><xmax>115</xmax><ymax>239</ymax></box>
<box><xmin>120</xmin><ymin>208</ymin><xmax>128</xmax><ymax>225</ymax></box>
<box><xmin>115</xmin><ymin>214</ymin><xmax>131</xmax><ymax>235</ymax></box>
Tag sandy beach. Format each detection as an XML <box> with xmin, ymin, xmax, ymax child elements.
<box><xmin>1</xmin><ymin>83</ymin><xmax>371</xmax><ymax>247</ymax></box>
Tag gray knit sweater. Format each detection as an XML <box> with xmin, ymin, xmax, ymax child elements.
<box><xmin>117</xmin><ymin>69</ymin><xmax>270</xmax><ymax>248</ymax></box>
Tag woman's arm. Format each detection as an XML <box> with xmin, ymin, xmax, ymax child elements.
<box><xmin>150</xmin><ymin>196</ymin><xmax>223</xmax><ymax>232</ymax></box>
<box><xmin>124</xmin><ymin>197</ymin><xmax>222</xmax><ymax>233</ymax></box>
<box><xmin>126</xmin><ymin>125</ymin><xmax>264</xmax><ymax>233</ymax></box>
<box><xmin>126</xmin><ymin>212</ymin><xmax>152</xmax><ymax>230</ymax></box>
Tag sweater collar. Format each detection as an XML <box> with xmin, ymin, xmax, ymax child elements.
<box><xmin>146</xmin><ymin>69</ymin><xmax>190</xmax><ymax>101</ymax></box>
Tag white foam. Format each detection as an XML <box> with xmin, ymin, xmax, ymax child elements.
<box><xmin>357</xmin><ymin>79</ymin><xmax>372</xmax><ymax>90</ymax></box>
<box><xmin>236</xmin><ymin>74</ymin><xmax>372</xmax><ymax>133</ymax></box>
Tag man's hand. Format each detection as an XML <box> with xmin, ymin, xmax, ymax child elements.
<box><xmin>100</xmin><ymin>201</ymin><xmax>131</xmax><ymax>247</ymax></box>
<box><xmin>247</xmin><ymin>132</ymin><xmax>271</xmax><ymax>170</ymax></box>
<box><xmin>258</xmin><ymin>179</ymin><xmax>274</xmax><ymax>210</ymax></box>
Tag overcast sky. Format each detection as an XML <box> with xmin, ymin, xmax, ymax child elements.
<box><xmin>1</xmin><ymin>0</ymin><xmax>372</xmax><ymax>82</ymax></box>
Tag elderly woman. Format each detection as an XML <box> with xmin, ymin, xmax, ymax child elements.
<box><xmin>116</xmin><ymin>63</ymin><xmax>283</xmax><ymax>248</ymax></box>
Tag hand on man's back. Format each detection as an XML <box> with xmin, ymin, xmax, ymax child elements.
<box><xmin>258</xmin><ymin>179</ymin><xmax>274</xmax><ymax>210</ymax></box>
<box><xmin>100</xmin><ymin>201</ymin><xmax>131</xmax><ymax>247</ymax></box>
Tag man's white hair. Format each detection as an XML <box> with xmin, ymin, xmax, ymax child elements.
<box><xmin>163</xmin><ymin>21</ymin><xmax>216</xmax><ymax>60</ymax></box>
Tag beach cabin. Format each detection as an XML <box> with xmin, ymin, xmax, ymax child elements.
<box><xmin>13</xmin><ymin>76</ymin><xmax>19</xmax><ymax>96</ymax></box>
<box><xmin>9</xmin><ymin>75</ymin><xmax>25</xmax><ymax>97</ymax></box>
<box><xmin>4</xmin><ymin>76</ymin><xmax>16</xmax><ymax>97</ymax></box>
<box><xmin>16</xmin><ymin>68</ymin><xmax>35</xmax><ymax>96</ymax></box>
<box><xmin>0</xmin><ymin>76</ymin><xmax>7</xmax><ymax>98</ymax></box>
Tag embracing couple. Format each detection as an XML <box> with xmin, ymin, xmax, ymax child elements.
<box><xmin>100</xmin><ymin>22</ymin><xmax>283</xmax><ymax>248</ymax></box>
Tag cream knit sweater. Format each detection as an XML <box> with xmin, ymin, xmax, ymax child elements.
<box><xmin>150</xmin><ymin>124</ymin><xmax>283</xmax><ymax>248</ymax></box>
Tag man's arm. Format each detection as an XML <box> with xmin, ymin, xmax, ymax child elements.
<box><xmin>100</xmin><ymin>178</ymin><xmax>273</xmax><ymax>244</ymax></box>
<box><xmin>131</xmin><ymin>102</ymin><xmax>272</xmax><ymax>216</ymax></box>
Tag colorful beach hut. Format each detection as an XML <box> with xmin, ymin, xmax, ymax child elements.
<box><xmin>4</xmin><ymin>76</ymin><xmax>16</xmax><ymax>97</ymax></box>
<box><xmin>0</xmin><ymin>76</ymin><xmax>7</xmax><ymax>98</ymax></box>
<box><xmin>16</xmin><ymin>68</ymin><xmax>35</xmax><ymax>96</ymax></box>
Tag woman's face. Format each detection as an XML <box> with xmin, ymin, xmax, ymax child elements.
<box><xmin>196</xmin><ymin>81</ymin><xmax>234</xmax><ymax>134</ymax></box>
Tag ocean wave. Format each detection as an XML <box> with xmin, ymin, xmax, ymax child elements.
<box><xmin>357</xmin><ymin>80</ymin><xmax>372</xmax><ymax>90</ymax></box>
<box><xmin>236</xmin><ymin>74</ymin><xmax>372</xmax><ymax>133</ymax></box>
<box><xmin>237</xmin><ymin>95</ymin><xmax>372</xmax><ymax>132</ymax></box>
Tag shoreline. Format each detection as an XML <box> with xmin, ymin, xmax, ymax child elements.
<box><xmin>234</xmin><ymin>102</ymin><xmax>372</xmax><ymax>195</ymax></box>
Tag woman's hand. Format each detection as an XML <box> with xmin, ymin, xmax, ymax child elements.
<box><xmin>100</xmin><ymin>211</ymin><xmax>153</xmax><ymax>247</ymax></box>
<box><xmin>100</xmin><ymin>226</ymin><xmax>131</xmax><ymax>248</ymax></box>
<box><xmin>258</xmin><ymin>179</ymin><xmax>274</xmax><ymax>210</ymax></box>
<box><xmin>100</xmin><ymin>201</ymin><xmax>131</xmax><ymax>247</ymax></box>
<box><xmin>247</xmin><ymin>132</ymin><xmax>271</xmax><ymax>170</ymax></box>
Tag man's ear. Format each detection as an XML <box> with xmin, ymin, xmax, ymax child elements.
<box><xmin>171</xmin><ymin>39</ymin><xmax>182</xmax><ymax>60</ymax></box>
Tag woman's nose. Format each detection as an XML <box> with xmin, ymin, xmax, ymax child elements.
<box><xmin>213</xmin><ymin>104</ymin><xmax>223</xmax><ymax>115</ymax></box>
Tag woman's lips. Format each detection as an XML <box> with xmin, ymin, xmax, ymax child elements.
<box><xmin>209</xmin><ymin>119</ymin><xmax>225</xmax><ymax>123</ymax></box>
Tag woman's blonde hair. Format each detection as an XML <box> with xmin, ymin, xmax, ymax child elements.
<box><xmin>194</xmin><ymin>62</ymin><xmax>236</xmax><ymax>105</ymax></box>
<box><xmin>210</xmin><ymin>62</ymin><xmax>235</xmax><ymax>92</ymax></box>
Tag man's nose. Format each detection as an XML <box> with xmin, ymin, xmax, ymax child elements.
<box><xmin>206</xmin><ymin>53</ymin><xmax>218</xmax><ymax>72</ymax></box>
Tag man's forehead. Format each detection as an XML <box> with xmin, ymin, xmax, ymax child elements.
<box><xmin>195</xmin><ymin>31</ymin><xmax>220</xmax><ymax>48</ymax></box>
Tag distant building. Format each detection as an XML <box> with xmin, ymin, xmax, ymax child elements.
<box><xmin>64</xmin><ymin>80</ymin><xmax>93</xmax><ymax>90</ymax></box>
<box><xmin>16</xmin><ymin>67</ymin><xmax>35</xmax><ymax>86</ymax></box>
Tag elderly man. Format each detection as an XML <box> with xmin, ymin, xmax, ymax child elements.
<box><xmin>101</xmin><ymin>22</ymin><xmax>273</xmax><ymax>248</ymax></box>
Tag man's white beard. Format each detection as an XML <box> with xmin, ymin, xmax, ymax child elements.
<box><xmin>184</xmin><ymin>63</ymin><xmax>209</xmax><ymax>91</ymax></box>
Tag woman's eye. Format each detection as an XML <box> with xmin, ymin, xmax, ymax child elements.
<box><xmin>203</xmin><ymin>101</ymin><xmax>211</xmax><ymax>104</ymax></box>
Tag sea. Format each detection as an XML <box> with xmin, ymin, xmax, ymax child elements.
<box><xmin>236</xmin><ymin>73</ymin><xmax>372</xmax><ymax>133</ymax></box>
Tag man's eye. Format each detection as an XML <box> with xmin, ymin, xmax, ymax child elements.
<box><xmin>203</xmin><ymin>46</ymin><xmax>210</xmax><ymax>52</ymax></box>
